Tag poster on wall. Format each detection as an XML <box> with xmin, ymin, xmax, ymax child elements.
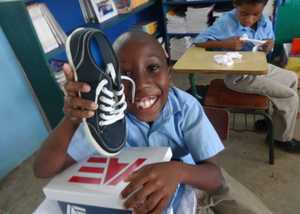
<box><xmin>91</xmin><ymin>0</ymin><xmax>118</xmax><ymax>23</ymax></box>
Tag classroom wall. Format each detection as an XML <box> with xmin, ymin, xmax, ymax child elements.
<box><xmin>0</xmin><ymin>27</ymin><xmax>49</xmax><ymax>180</ymax></box>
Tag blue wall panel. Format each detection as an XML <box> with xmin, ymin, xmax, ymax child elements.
<box><xmin>0</xmin><ymin>27</ymin><xmax>48</xmax><ymax>180</ymax></box>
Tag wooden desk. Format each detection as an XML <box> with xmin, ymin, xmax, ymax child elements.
<box><xmin>173</xmin><ymin>47</ymin><xmax>268</xmax><ymax>101</ymax></box>
<box><xmin>173</xmin><ymin>47</ymin><xmax>268</xmax><ymax>75</ymax></box>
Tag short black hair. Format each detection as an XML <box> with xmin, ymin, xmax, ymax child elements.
<box><xmin>113</xmin><ymin>31</ymin><xmax>166</xmax><ymax>61</ymax></box>
<box><xmin>233</xmin><ymin>0</ymin><xmax>268</xmax><ymax>6</ymax></box>
<box><xmin>113</xmin><ymin>31</ymin><xmax>157</xmax><ymax>52</ymax></box>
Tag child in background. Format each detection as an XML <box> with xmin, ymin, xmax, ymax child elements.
<box><xmin>194</xmin><ymin>0</ymin><xmax>300</xmax><ymax>153</ymax></box>
<box><xmin>34</xmin><ymin>31</ymin><xmax>224</xmax><ymax>214</ymax></box>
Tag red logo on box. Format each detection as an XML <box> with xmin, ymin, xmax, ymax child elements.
<box><xmin>68</xmin><ymin>157</ymin><xmax>146</xmax><ymax>185</ymax></box>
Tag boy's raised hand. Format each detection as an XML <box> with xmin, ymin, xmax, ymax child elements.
<box><xmin>222</xmin><ymin>37</ymin><xmax>245</xmax><ymax>50</ymax></box>
<box><xmin>63</xmin><ymin>64</ymin><xmax>98</xmax><ymax>124</ymax></box>
<box><xmin>121</xmin><ymin>161</ymin><xmax>181</xmax><ymax>214</ymax></box>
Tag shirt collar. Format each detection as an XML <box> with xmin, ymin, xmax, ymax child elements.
<box><xmin>161</xmin><ymin>87</ymin><xmax>182</xmax><ymax>120</ymax></box>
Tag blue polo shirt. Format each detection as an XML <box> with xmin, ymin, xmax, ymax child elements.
<box><xmin>194</xmin><ymin>9</ymin><xmax>274</xmax><ymax>51</ymax></box>
<box><xmin>125</xmin><ymin>87</ymin><xmax>223</xmax><ymax>163</ymax></box>
<box><xmin>67</xmin><ymin>87</ymin><xmax>224</xmax><ymax>213</ymax></box>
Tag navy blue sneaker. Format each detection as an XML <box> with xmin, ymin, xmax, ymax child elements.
<box><xmin>66</xmin><ymin>28</ymin><xmax>135</xmax><ymax>156</ymax></box>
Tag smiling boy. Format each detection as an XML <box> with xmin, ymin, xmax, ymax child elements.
<box><xmin>34</xmin><ymin>31</ymin><xmax>224</xmax><ymax>214</ymax></box>
<box><xmin>116</xmin><ymin>32</ymin><xmax>225</xmax><ymax>213</ymax></box>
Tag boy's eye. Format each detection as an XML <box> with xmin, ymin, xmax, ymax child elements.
<box><xmin>148</xmin><ymin>64</ymin><xmax>160</xmax><ymax>73</ymax></box>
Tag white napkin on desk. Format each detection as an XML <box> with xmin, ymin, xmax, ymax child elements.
<box><xmin>214</xmin><ymin>52</ymin><xmax>242</xmax><ymax>66</ymax></box>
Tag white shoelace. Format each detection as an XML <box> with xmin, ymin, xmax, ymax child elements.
<box><xmin>95</xmin><ymin>63</ymin><xmax>135</xmax><ymax>126</ymax></box>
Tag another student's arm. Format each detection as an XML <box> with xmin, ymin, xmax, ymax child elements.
<box><xmin>33</xmin><ymin>64</ymin><xmax>97</xmax><ymax>178</ymax></box>
<box><xmin>195</xmin><ymin>37</ymin><xmax>245</xmax><ymax>51</ymax></box>
<box><xmin>261</xmin><ymin>16</ymin><xmax>275</xmax><ymax>54</ymax></box>
<box><xmin>194</xmin><ymin>14</ymin><xmax>244</xmax><ymax>51</ymax></box>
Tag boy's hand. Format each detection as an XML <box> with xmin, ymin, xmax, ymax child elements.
<box><xmin>63</xmin><ymin>64</ymin><xmax>98</xmax><ymax>124</ymax></box>
<box><xmin>121</xmin><ymin>161</ymin><xmax>181</xmax><ymax>214</ymax></box>
<box><xmin>222</xmin><ymin>37</ymin><xmax>245</xmax><ymax>50</ymax></box>
<box><xmin>261</xmin><ymin>39</ymin><xmax>274</xmax><ymax>53</ymax></box>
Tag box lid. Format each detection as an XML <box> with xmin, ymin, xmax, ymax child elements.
<box><xmin>44</xmin><ymin>147</ymin><xmax>172</xmax><ymax>210</ymax></box>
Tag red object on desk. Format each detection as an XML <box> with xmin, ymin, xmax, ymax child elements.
<box><xmin>291</xmin><ymin>38</ymin><xmax>300</xmax><ymax>56</ymax></box>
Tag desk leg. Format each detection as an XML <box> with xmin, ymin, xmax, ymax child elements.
<box><xmin>189</xmin><ymin>73</ymin><xmax>202</xmax><ymax>102</ymax></box>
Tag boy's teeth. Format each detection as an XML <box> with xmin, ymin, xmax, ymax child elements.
<box><xmin>136</xmin><ymin>96</ymin><xmax>157</xmax><ymax>109</ymax></box>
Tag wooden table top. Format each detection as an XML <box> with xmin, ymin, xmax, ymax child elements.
<box><xmin>173</xmin><ymin>47</ymin><xmax>268</xmax><ymax>75</ymax></box>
